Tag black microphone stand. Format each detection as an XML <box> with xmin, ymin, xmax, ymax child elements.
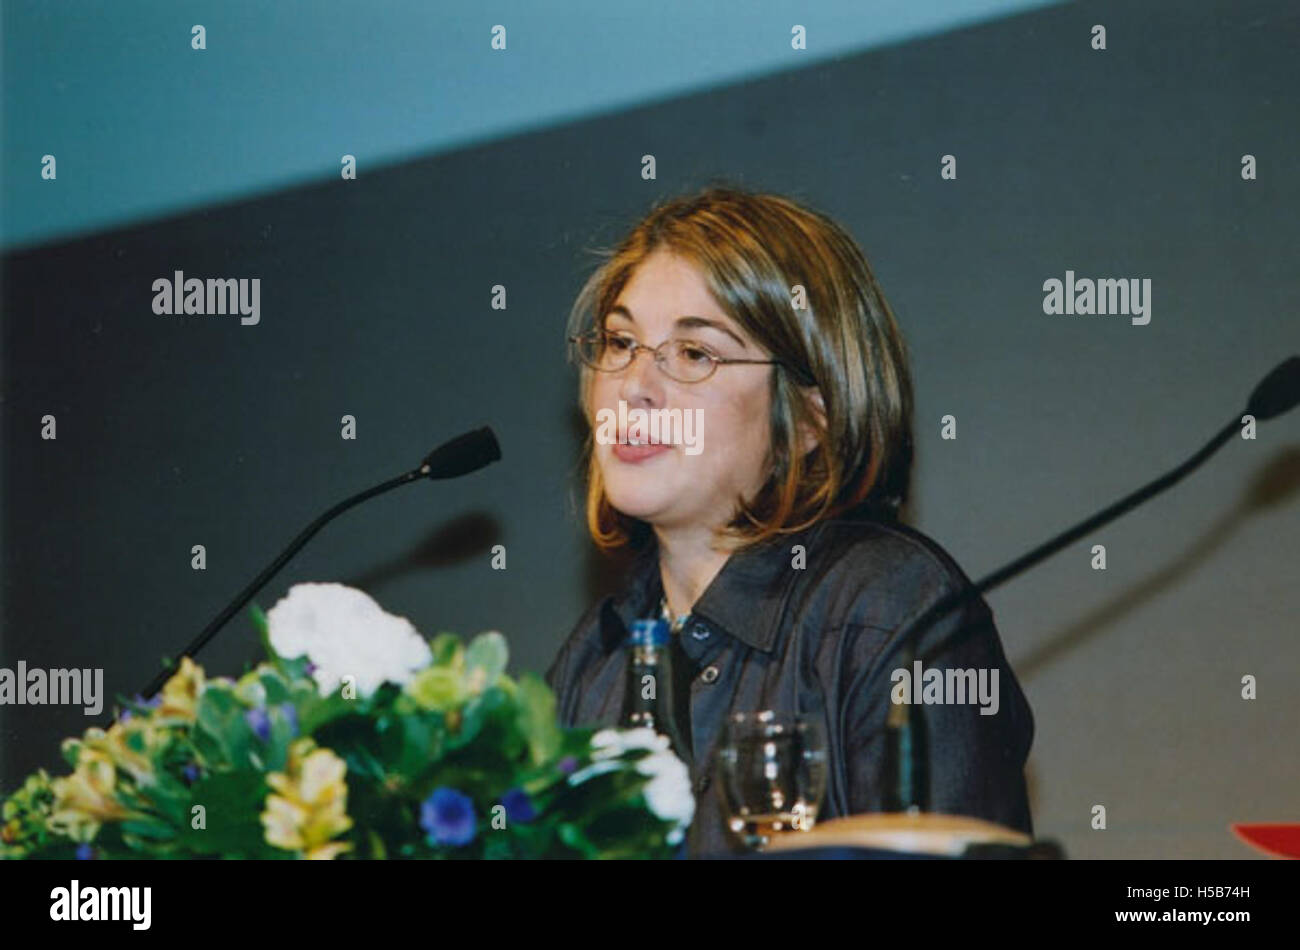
<box><xmin>138</xmin><ymin>427</ymin><xmax>501</xmax><ymax>700</ymax></box>
<box><xmin>884</xmin><ymin>357</ymin><xmax>1300</xmax><ymax>815</ymax></box>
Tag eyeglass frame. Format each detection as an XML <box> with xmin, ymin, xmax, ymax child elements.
<box><xmin>568</xmin><ymin>329</ymin><xmax>808</xmax><ymax>385</ymax></box>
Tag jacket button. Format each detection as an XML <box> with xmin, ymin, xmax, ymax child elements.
<box><xmin>700</xmin><ymin>665</ymin><xmax>720</xmax><ymax>684</ymax></box>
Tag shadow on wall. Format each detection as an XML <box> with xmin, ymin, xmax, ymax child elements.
<box><xmin>1017</xmin><ymin>446</ymin><xmax>1300</xmax><ymax>680</ymax></box>
<box><xmin>341</xmin><ymin>511</ymin><xmax>503</xmax><ymax>592</ymax></box>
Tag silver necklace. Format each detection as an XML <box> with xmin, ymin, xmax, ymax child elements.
<box><xmin>658</xmin><ymin>595</ymin><xmax>690</xmax><ymax>634</ymax></box>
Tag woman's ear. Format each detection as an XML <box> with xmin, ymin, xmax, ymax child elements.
<box><xmin>798</xmin><ymin>387</ymin><xmax>827</xmax><ymax>456</ymax></box>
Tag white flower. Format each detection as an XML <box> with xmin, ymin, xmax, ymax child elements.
<box><xmin>636</xmin><ymin>749</ymin><xmax>695</xmax><ymax>839</ymax></box>
<box><xmin>582</xmin><ymin>728</ymin><xmax>694</xmax><ymax>843</ymax></box>
<box><xmin>266</xmin><ymin>582</ymin><xmax>432</xmax><ymax>698</ymax></box>
<box><xmin>564</xmin><ymin>759</ymin><xmax>623</xmax><ymax>786</ymax></box>
<box><xmin>590</xmin><ymin>727</ymin><xmax>669</xmax><ymax>759</ymax></box>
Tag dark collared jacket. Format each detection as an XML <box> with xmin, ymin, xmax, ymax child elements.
<box><xmin>545</xmin><ymin>514</ymin><xmax>1035</xmax><ymax>858</ymax></box>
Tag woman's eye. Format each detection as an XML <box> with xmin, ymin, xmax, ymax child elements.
<box><xmin>679</xmin><ymin>343</ymin><xmax>713</xmax><ymax>363</ymax></box>
<box><xmin>604</xmin><ymin>333</ymin><xmax>635</xmax><ymax>351</ymax></box>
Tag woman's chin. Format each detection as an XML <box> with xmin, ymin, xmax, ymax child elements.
<box><xmin>606</xmin><ymin>498</ymin><xmax>668</xmax><ymax>524</ymax></box>
<box><xmin>603</xmin><ymin>486</ymin><xmax>676</xmax><ymax>524</ymax></box>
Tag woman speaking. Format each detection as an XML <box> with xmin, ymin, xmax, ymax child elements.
<box><xmin>546</xmin><ymin>186</ymin><xmax>1034</xmax><ymax>858</ymax></box>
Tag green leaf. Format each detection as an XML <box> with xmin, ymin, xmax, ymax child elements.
<box><xmin>259</xmin><ymin>704</ymin><xmax>295</xmax><ymax>772</ymax></box>
<box><xmin>60</xmin><ymin>739</ymin><xmax>82</xmax><ymax>769</ymax></box>
<box><xmin>481</xmin><ymin>829</ymin><xmax>517</xmax><ymax>860</ymax></box>
<box><xmin>515</xmin><ymin>673</ymin><xmax>561</xmax><ymax>766</ymax></box>
<box><xmin>193</xmin><ymin>687</ymin><xmax>253</xmax><ymax>769</ymax></box>
<box><xmin>178</xmin><ymin>770</ymin><xmax>275</xmax><ymax>857</ymax></box>
<box><xmin>258</xmin><ymin>668</ymin><xmax>294</xmax><ymax>706</ymax></box>
<box><xmin>395</xmin><ymin>712</ymin><xmax>444</xmax><ymax>775</ymax></box>
<box><xmin>248</xmin><ymin>601</ymin><xmax>270</xmax><ymax>642</ymax></box>
<box><xmin>557</xmin><ymin>822</ymin><xmax>600</xmax><ymax>859</ymax></box>
<box><xmin>466</xmin><ymin>631</ymin><xmax>508</xmax><ymax>684</ymax></box>
<box><xmin>121</xmin><ymin>818</ymin><xmax>177</xmax><ymax>841</ymax></box>
<box><xmin>145</xmin><ymin>772</ymin><xmax>197</xmax><ymax>826</ymax></box>
<box><xmin>296</xmin><ymin>690</ymin><xmax>355</xmax><ymax>735</ymax></box>
<box><xmin>452</xmin><ymin>686</ymin><xmax>520</xmax><ymax>754</ymax></box>
<box><xmin>428</xmin><ymin>633</ymin><xmax>464</xmax><ymax>667</ymax></box>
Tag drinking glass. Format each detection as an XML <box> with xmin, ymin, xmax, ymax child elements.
<box><xmin>717</xmin><ymin>710</ymin><xmax>828</xmax><ymax>851</ymax></box>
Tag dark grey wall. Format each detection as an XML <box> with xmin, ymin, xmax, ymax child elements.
<box><xmin>3</xmin><ymin>0</ymin><xmax>1298</xmax><ymax>858</ymax></box>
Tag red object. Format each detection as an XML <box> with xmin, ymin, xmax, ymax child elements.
<box><xmin>1230</xmin><ymin>823</ymin><xmax>1300</xmax><ymax>859</ymax></box>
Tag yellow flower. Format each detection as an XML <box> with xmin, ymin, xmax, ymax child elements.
<box><xmin>80</xmin><ymin>720</ymin><xmax>159</xmax><ymax>787</ymax></box>
<box><xmin>261</xmin><ymin>795</ymin><xmax>310</xmax><ymax>849</ymax></box>
<box><xmin>156</xmin><ymin>656</ymin><xmax>205</xmax><ymax>723</ymax></box>
<box><xmin>1</xmin><ymin>818</ymin><xmax>21</xmax><ymax>846</ymax></box>
<box><xmin>260</xmin><ymin>739</ymin><xmax>352</xmax><ymax>860</ymax></box>
<box><xmin>0</xmin><ymin>770</ymin><xmax>55</xmax><ymax>857</ymax></box>
<box><xmin>48</xmin><ymin>749</ymin><xmax>130</xmax><ymax>842</ymax></box>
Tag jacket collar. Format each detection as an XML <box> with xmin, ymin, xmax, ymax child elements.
<box><xmin>601</xmin><ymin>520</ymin><xmax>829</xmax><ymax>655</ymax></box>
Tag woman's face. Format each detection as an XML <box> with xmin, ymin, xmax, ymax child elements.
<box><xmin>589</xmin><ymin>249</ymin><xmax>776</xmax><ymax>535</ymax></box>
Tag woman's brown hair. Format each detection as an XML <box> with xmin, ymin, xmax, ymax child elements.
<box><xmin>567</xmin><ymin>184</ymin><xmax>914</xmax><ymax>553</ymax></box>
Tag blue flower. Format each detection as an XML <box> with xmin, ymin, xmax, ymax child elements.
<box><xmin>245</xmin><ymin>706</ymin><xmax>271</xmax><ymax>742</ymax></box>
<box><xmin>557</xmin><ymin>755</ymin><xmax>577</xmax><ymax>775</ymax></box>
<box><xmin>279</xmin><ymin>702</ymin><xmax>299</xmax><ymax>737</ymax></box>
<box><xmin>419</xmin><ymin>787</ymin><xmax>476</xmax><ymax>847</ymax></box>
<box><xmin>500</xmin><ymin>787</ymin><xmax>536</xmax><ymax>823</ymax></box>
<box><xmin>182</xmin><ymin>763</ymin><xmax>201</xmax><ymax>784</ymax></box>
<box><xmin>75</xmin><ymin>844</ymin><xmax>94</xmax><ymax>860</ymax></box>
<box><xmin>119</xmin><ymin>693</ymin><xmax>163</xmax><ymax>723</ymax></box>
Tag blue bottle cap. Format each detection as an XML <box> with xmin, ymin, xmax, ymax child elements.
<box><xmin>627</xmin><ymin>618</ymin><xmax>669</xmax><ymax>647</ymax></box>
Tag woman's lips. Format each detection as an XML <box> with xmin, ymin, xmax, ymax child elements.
<box><xmin>612</xmin><ymin>441</ymin><xmax>672</xmax><ymax>463</ymax></box>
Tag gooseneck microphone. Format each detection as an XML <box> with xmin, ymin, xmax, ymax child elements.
<box><xmin>878</xmin><ymin>357</ymin><xmax>1300</xmax><ymax>817</ymax></box>
<box><xmin>138</xmin><ymin>427</ymin><xmax>502</xmax><ymax>700</ymax></box>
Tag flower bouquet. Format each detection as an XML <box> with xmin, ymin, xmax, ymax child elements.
<box><xmin>1</xmin><ymin>583</ymin><xmax>693</xmax><ymax>859</ymax></box>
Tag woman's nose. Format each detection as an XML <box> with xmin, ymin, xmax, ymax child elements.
<box><xmin>619</xmin><ymin>345</ymin><xmax>665</xmax><ymax>405</ymax></box>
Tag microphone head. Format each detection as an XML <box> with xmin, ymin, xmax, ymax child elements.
<box><xmin>1246</xmin><ymin>356</ymin><xmax>1300</xmax><ymax>421</ymax></box>
<box><xmin>420</xmin><ymin>427</ymin><xmax>502</xmax><ymax>479</ymax></box>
